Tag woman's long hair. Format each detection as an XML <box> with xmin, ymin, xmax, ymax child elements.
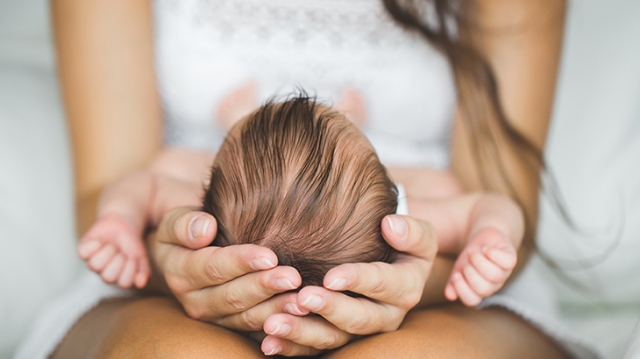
<box><xmin>382</xmin><ymin>0</ymin><xmax>548</xmax><ymax>250</ymax></box>
<box><xmin>382</xmin><ymin>1</ymin><xmax>624</xmax><ymax>283</ymax></box>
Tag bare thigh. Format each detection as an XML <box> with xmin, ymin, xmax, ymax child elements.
<box><xmin>52</xmin><ymin>299</ymin><xmax>567</xmax><ymax>359</ymax></box>
<box><xmin>323</xmin><ymin>304</ymin><xmax>569</xmax><ymax>359</ymax></box>
<box><xmin>52</xmin><ymin>296</ymin><xmax>266</xmax><ymax>359</ymax></box>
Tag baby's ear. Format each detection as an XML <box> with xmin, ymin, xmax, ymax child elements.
<box><xmin>335</xmin><ymin>88</ymin><xmax>367</xmax><ymax>128</ymax></box>
<box><xmin>216</xmin><ymin>81</ymin><xmax>258</xmax><ymax>131</ymax></box>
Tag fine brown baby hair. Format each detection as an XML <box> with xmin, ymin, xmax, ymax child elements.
<box><xmin>202</xmin><ymin>94</ymin><xmax>398</xmax><ymax>287</ymax></box>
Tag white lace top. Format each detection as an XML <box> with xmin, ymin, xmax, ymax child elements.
<box><xmin>153</xmin><ymin>0</ymin><xmax>456</xmax><ymax>168</ymax></box>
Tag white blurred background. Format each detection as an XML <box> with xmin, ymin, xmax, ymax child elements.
<box><xmin>0</xmin><ymin>0</ymin><xmax>639</xmax><ymax>358</ymax></box>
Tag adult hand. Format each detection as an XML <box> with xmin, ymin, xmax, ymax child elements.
<box><xmin>148</xmin><ymin>207</ymin><xmax>303</xmax><ymax>325</ymax></box>
<box><xmin>258</xmin><ymin>214</ymin><xmax>439</xmax><ymax>357</ymax></box>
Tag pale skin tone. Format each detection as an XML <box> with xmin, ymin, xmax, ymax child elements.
<box><xmin>77</xmin><ymin>108</ymin><xmax>524</xmax><ymax>308</ymax></box>
<box><xmin>51</xmin><ymin>0</ymin><xmax>567</xmax><ymax>357</ymax></box>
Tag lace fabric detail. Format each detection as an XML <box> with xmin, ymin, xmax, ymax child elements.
<box><xmin>189</xmin><ymin>0</ymin><xmax>416</xmax><ymax>50</ymax></box>
<box><xmin>154</xmin><ymin>0</ymin><xmax>457</xmax><ymax>168</ymax></box>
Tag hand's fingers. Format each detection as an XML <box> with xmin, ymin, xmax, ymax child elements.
<box><xmin>462</xmin><ymin>264</ymin><xmax>501</xmax><ymax>297</ymax></box>
<box><xmin>262</xmin><ymin>313</ymin><xmax>351</xmax><ymax>354</ymax></box>
<box><xmin>324</xmin><ymin>261</ymin><xmax>423</xmax><ymax>308</ymax></box>
<box><xmin>101</xmin><ymin>253</ymin><xmax>125</xmax><ymax>283</ymax></box>
<box><xmin>78</xmin><ymin>239</ymin><xmax>102</xmax><ymax>259</ymax></box>
<box><xmin>380</xmin><ymin>215</ymin><xmax>438</xmax><ymax>261</ymax></box>
<box><xmin>134</xmin><ymin>256</ymin><xmax>151</xmax><ymax>289</ymax></box>
<box><xmin>451</xmin><ymin>272</ymin><xmax>482</xmax><ymax>307</ymax></box>
<box><xmin>444</xmin><ymin>281</ymin><xmax>458</xmax><ymax>301</ymax></box>
<box><xmin>320</xmin><ymin>215</ymin><xmax>436</xmax><ymax>305</ymax></box>
<box><xmin>297</xmin><ymin>286</ymin><xmax>403</xmax><ymax>334</ymax></box>
<box><xmin>161</xmin><ymin>244</ymin><xmax>279</xmax><ymax>293</ymax></box>
<box><xmin>181</xmin><ymin>266</ymin><xmax>301</xmax><ymax>321</ymax></box>
<box><xmin>485</xmin><ymin>247</ymin><xmax>517</xmax><ymax>270</ymax></box>
<box><xmin>261</xmin><ymin>335</ymin><xmax>321</xmax><ymax>357</ymax></box>
<box><xmin>117</xmin><ymin>258</ymin><xmax>137</xmax><ymax>288</ymax></box>
<box><xmin>215</xmin><ymin>292</ymin><xmax>303</xmax><ymax>332</ymax></box>
<box><xmin>88</xmin><ymin>244</ymin><xmax>117</xmax><ymax>272</ymax></box>
<box><xmin>470</xmin><ymin>251</ymin><xmax>509</xmax><ymax>284</ymax></box>
<box><xmin>156</xmin><ymin>207</ymin><xmax>217</xmax><ymax>249</ymax></box>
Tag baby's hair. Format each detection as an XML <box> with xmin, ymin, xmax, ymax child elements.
<box><xmin>202</xmin><ymin>94</ymin><xmax>398</xmax><ymax>287</ymax></box>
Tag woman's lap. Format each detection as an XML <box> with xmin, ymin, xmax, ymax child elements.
<box><xmin>52</xmin><ymin>297</ymin><xmax>566</xmax><ymax>359</ymax></box>
<box><xmin>325</xmin><ymin>305</ymin><xmax>567</xmax><ymax>359</ymax></box>
<box><xmin>52</xmin><ymin>297</ymin><xmax>264</xmax><ymax>359</ymax></box>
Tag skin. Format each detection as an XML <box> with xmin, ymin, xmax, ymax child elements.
<box><xmin>50</xmin><ymin>0</ymin><xmax>568</xmax><ymax>357</ymax></box>
<box><xmin>78</xmin><ymin>102</ymin><xmax>523</xmax><ymax>307</ymax></box>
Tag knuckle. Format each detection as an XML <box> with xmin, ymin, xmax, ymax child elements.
<box><xmin>224</xmin><ymin>288</ymin><xmax>248</xmax><ymax>312</ymax></box>
<box><xmin>183</xmin><ymin>303</ymin><xmax>205</xmax><ymax>320</ymax></box>
<box><xmin>239</xmin><ymin>310</ymin><xmax>262</xmax><ymax>331</ymax></box>
<box><xmin>398</xmin><ymin>292</ymin><xmax>421</xmax><ymax>309</ymax></box>
<box><xmin>204</xmin><ymin>261</ymin><xmax>225</xmax><ymax>283</ymax></box>
<box><xmin>345</xmin><ymin>315</ymin><xmax>370</xmax><ymax>334</ymax></box>
<box><xmin>299</xmin><ymin>346</ymin><xmax>317</xmax><ymax>357</ymax></box>
<box><xmin>366</xmin><ymin>265</ymin><xmax>389</xmax><ymax>296</ymax></box>
<box><xmin>380</xmin><ymin>315</ymin><xmax>404</xmax><ymax>332</ymax></box>
<box><xmin>315</xmin><ymin>332</ymin><xmax>340</xmax><ymax>350</ymax></box>
<box><xmin>165</xmin><ymin>274</ymin><xmax>189</xmax><ymax>295</ymax></box>
<box><xmin>370</xmin><ymin>279</ymin><xmax>388</xmax><ymax>296</ymax></box>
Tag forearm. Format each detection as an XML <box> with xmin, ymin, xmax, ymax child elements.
<box><xmin>53</xmin><ymin>0</ymin><xmax>163</xmax><ymax>235</ymax></box>
<box><xmin>388</xmin><ymin>167</ymin><xmax>462</xmax><ymax>200</ymax></box>
<box><xmin>97</xmin><ymin>171</ymin><xmax>156</xmax><ymax>232</ymax></box>
<box><xmin>408</xmin><ymin>193</ymin><xmax>497</xmax><ymax>254</ymax></box>
<box><xmin>468</xmin><ymin>194</ymin><xmax>524</xmax><ymax>250</ymax></box>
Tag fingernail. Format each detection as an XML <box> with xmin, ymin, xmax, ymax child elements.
<box><xmin>189</xmin><ymin>216</ymin><xmax>210</xmax><ymax>240</ymax></box>
<box><xmin>270</xmin><ymin>322</ymin><xmax>291</xmax><ymax>336</ymax></box>
<box><xmin>275</xmin><ymin>277</ymin><xmax>296</xmax><ymax>290</ymax></box>
<box><xmin>265</xmin><ymin>346</ymin><xmax>282</xmax><ymax>356</ymax></box>
<box><xmin>482</xmin><ymin>246</ymin><xmax>488</xmax><ymax>253</ymax></box>
<box><xmin>387</xmin><ymin>215</ymin><xmax>407</xmax><ymax>237</ymax></box>
<box><xmin>300</xmin><ymin>294</ymin><xmax>324</xmax><ymax>310</ymax></box>
<box><xmin>251</xmin><ymin>257</ymin><xmax>276</xmax><ymax>270</ymax></box>
<box><xmin>284</xmin><ymin>302</ymin><xmax>308</xmax><ymax>315</ymax></box>
<box><xmin>326</xmin><ymin>277</ymin><xmax>347</xmax><ymax>290</ymax></box>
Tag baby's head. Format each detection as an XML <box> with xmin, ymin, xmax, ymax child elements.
<box><xmin>202</xmin><ymin>94</ymin><xmax>397</xmax><ymax>287</ymax></box>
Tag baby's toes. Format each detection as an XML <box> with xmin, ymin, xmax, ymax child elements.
<box><xmin>484</xmin><ymin>247</ymin><xmax>517</xmax><ymax>270</ymax></box>
<box><xmin>101</xmin><ymin>254</ymin><xmax>125</xmax><ymax>283</ymax></box>
<box><xmin>470</xmin><ymin>252</ymin><xmax>508</xmax><ymax>283</ymax></box>
<box><xmin>117</xmin><ymin>258</ymin><xmax>137</xmax><ymax>289</ymax></box>
<box><xmin>88</xmin><ymin>244</ymin><xmax>117</xmax><ymax>272</ymax></box>
<box><xmin>462</xmin><ymin>265</ymin><xmax>499</xmax><ymax>298</ymax></box>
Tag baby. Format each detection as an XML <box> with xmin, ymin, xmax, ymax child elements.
<box><xmin>78</xmin><ymin>94</ymin><xmax>523</xmax><ymax>305</ymax></box>
<box><xmin>202</xmin><ymin>96</ymin><xmax>397</xmax><ymax>287</ymax></box>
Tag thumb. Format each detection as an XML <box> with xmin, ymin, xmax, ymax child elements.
<box><xmin>381</xmin><ymin>215</ymin><xmax>438</xmax><ymax>262</ymax></box>
<box><xmin>157</xmin><ymin>207</ymin><xmax>217</xmax><ymax>249</ymax></box>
